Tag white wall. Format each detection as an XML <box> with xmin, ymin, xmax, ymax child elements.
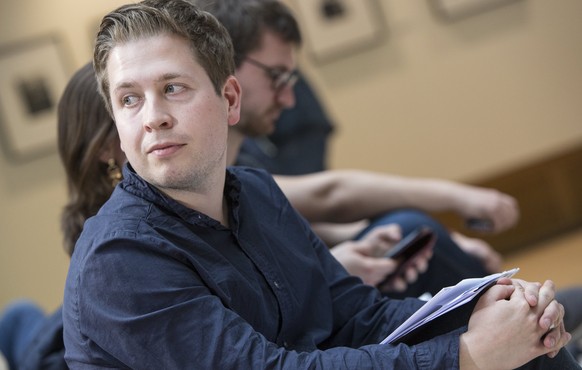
<box><xmin>1</xmin><ymin>0</ymin><xmax>581</xmax><ymax>311</ymax></box>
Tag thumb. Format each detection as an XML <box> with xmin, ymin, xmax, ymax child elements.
<box><xmin>485</xmin><ymin>283</ymin><xmax>515</xmax><ymax>302</ymax></box>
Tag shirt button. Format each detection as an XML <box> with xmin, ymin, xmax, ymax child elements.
<box><xmin>283</xmin><ymin>341</ymin><xmax>289</xmax><ymax>348</ymax></box>
<box><xmin>273</xmin><ymin>281</ymin><xmax>281</xmax><ymax>289</ymax></box>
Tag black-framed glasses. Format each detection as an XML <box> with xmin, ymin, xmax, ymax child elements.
<box><xmin>243</xmin><ymin>57</ymin><xmax>298</xmax><ymax>93</ymax></box>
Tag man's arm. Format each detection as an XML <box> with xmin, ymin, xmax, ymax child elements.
<box><xmin>275</xmin><ymin>169</ymin><xmax>519</xmax><ymax>232</ymax></box>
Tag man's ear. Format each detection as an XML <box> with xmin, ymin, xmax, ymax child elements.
<box><xmin>223</xmin><ymin>76</ymin><xmax>241</xmax><ymax>127</ymax></box>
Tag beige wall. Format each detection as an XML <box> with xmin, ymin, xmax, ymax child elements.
<box><xmin>1</xmin><ymin>0</ymin><xmax>581</xmax><ymax>311</ymax></box>
<box><xmin>292</xmin><ymin>0</ymin><xmax>582</xmax><ymax>180</ymax></box>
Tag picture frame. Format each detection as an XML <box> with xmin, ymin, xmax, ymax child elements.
<box><xmin>0</xmin><ymin>34</ymin><xmax>70</xmax><ymax>162</ymax></box>
<box><xmin>428</xmin><ymin>0</ymin><xmax>524</xmax><ymax>21</ymax></box>
<box><xmin>292</xmin><ymin>0</ymin><xmax>385</xmax><ymax>64</ymax></box>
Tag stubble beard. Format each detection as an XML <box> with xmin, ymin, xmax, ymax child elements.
<box><xmin>148</xmin><ymin>147</ymin><xmax>227</xmax><ymax>194</ymax></box>
<box><xmin>238</xmin><ymin>108</ymin><xmax>277</xmax><ymax>138</ymax></box>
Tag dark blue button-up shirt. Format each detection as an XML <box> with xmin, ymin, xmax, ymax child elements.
<box><xmin>63</xmin><ymin>165</ymin><xmax>461</xmax><ymax>369</ymax></box>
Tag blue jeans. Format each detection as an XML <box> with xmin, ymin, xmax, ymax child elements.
<box><xmin>0</xmin><ymin>300</ymin><xmax>46</xmax><ymax>370</ymax></box>
<box><xmin>355</xmin><ymin>208</ymin><xmax>490</xmax><ymax>299</ymax></box>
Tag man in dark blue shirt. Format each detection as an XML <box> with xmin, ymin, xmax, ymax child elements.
<box><xmin>63</xmin><ymin>0</ymin><xmax>577</xmax><ymax>368</ymax></box>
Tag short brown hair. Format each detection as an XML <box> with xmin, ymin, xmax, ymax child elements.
<box><xmin>94</xmin><ymin>0</ymin><xmax>235</xmax><ymax>115</ymax></box>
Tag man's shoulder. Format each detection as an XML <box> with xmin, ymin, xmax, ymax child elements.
<box><xmin>228</xmin><ymin>165</ymin><xmax>271</xmax><ymax>177</ymax></box>
<box><xmin>73</xmin><ymin>188</ymin><xmax>154</xmax><ymax>254</ymax></box>
<box><xmin>227</xmin><ymin>166</ymin><xmax>293</xmax><ymax>218</ymax></box>
<box><xmin>228</xmin><ymin>166</ymin><xmax>278</xmax><ymax>188</ymax></box>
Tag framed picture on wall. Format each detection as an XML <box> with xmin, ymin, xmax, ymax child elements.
<box><xmin>0</xmin><ymin>34</ymin><xmax>70</xmax><ymax>162</ymax></box>
<box><xmin>293</xmin><ymin>0</ymin><xmax>384</xmax><ymax>64</ymax></box>
<box><xmin>428</xmin><ymin>0</ymin><xmax>524</xmax><ymax>21</ymax></box>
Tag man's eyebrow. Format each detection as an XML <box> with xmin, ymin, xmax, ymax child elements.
<box><xmin>158</xmin><ymin>72</ymin><xmax>183</xmax><ymax>81</ymax></box>
<box><xmin>112</xmin><ymin>73</ymin><xmax>186</xmax><ymax>94</ymax></box>
<box><xmin>113</xmin><ymin>81</ymin><xmax>136</xmax><ymax>94</ymax></box>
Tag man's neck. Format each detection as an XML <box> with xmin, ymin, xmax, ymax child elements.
<box><xmin>152</xmin><ymin>168</ymin><xmax>229</xmax><ymax>227</ymax></box>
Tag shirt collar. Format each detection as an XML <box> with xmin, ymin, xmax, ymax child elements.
<box><xmin>119</xmin><ymin>163</ymin><xmax>243</xmax><ymax>230</ymax></box>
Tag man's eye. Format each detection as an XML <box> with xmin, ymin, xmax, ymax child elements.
<box><xmin>122</xmin><ymin>95</ymin><xmax>138</xmax><ymax>106</ymax></box>
<box><xmin>269</xmin><ymin>69</ymin><xmax>284</xmax><ymax>81</ymax></box>
<box><xmin>165</xmin><ymin>84</ymin><xmax>184</xmax><ymax>94</ymax></box>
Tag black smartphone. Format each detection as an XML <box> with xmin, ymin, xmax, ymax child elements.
<box><xmin>379</xmin><ymin>226</ymin><xmax>436</xmax><ymax>288</ymax></box>
<box><xmin>383</xmin><ymin>226</ymin><xmax>436</xmax><ymax>260</ymax></box>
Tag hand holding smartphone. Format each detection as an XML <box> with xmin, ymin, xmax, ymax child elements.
<box><xmin>378</xmin><ymin>226</ymin><xmax>436</xmax><ymax>288</ymax></box>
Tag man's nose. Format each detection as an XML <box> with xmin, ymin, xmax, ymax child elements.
<box><xmin>143</xmin><ymin>98</ymin><xmax>173</xmax><ymax>131</ymax></box>
<box><xmin>276</xmin><ymin>85</ymin><xmax>296</xmax><ymax>109</ymax></box>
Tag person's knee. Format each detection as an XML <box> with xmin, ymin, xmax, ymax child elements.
<box><xmin>1</xmin><ymin>300</ymin><xmax>45</xmax><ymax>324</ymax></box>
<box><xmin>369</xmin><ymin>208</ymin><xmax>446</xmax><ymax>235</ymax></box>
<box><xmin>0</xmin><ymin>301</ymin><xmax>46</xmax><ymax>344</ymax></box>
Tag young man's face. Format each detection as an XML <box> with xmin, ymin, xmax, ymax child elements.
<box><xmin>106</xmin><ymin>33</ymin><xmax>241</xmax><ymax>193</ymax></box>
<box><xmin>234</xmin><ymin>30</ymin><xmax>297</xmax><ymax>137</ymax></box>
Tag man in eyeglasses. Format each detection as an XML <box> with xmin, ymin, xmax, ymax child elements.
<box><xmin>195</xmin><ymin>0</ymin><xmax>426</xmax><ymax>293</ymax></box>
<box><xmin>223</xmin><ymin>7</ymin><xmax>300</xmax><ymax>162</ymax></box>
<box><xmin>194</xmin><ymin>0</ymin><xmax>521</xmax><ymax>298</ymax></box>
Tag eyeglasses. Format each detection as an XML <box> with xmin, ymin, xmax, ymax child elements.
<box><xmin>243</xmin><ymin>57</ymin><xmax>298</xmax><ymax>93</ymax></box>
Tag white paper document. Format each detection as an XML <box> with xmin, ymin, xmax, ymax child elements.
<box><xmin>380</xmin><ymin>267</ymin><xmax>520</xmax><ymax>345</ymax></box>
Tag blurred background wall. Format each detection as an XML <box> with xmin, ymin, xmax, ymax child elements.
<box><xmin>0</xmin><ymin>0</ymin><xmax>581</xmax><ymax>312</ymax></box>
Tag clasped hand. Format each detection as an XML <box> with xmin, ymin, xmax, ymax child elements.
<box><xmin>460</xmin><ymin>278</ymin><xmax>571</xmax><ymax>369</ymax></box>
